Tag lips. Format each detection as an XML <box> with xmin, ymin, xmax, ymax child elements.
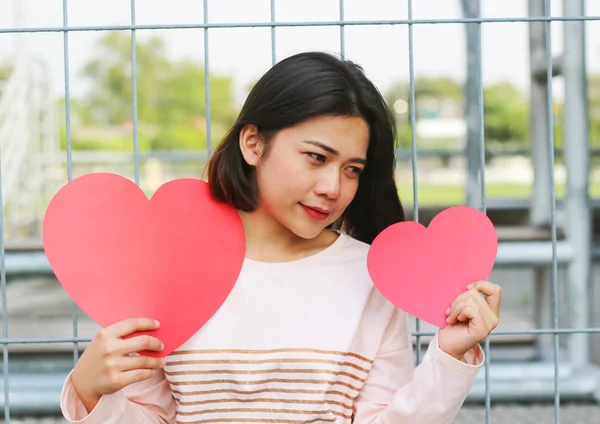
<box><xmin>304</xmin><ymin>205</ymin><xmax>331</xmax><ymax>214</ymax></box>
<box><xmin>300</xmin><ymin>203</ymin><xmax>332</xmax><ymax>221</ymax></box>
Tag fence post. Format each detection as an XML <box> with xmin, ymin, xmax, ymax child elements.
<box><xmin>461</xmin><ymin>0</ymin><xmax>482</xmax><ymax>208</ymax></box>
<box><xmin>528</xmin><ymin>0</ymin><xmax>552</xmax><ymax>227</ymax></box>
<box><xmin>528</xmin><ymin>0</ymin><xmax>554</xmax><ymax>358</ymax></box>
<box><xmin>563</xmin><ymin>0</ymin><xmax>592</xmax><ymax>369</ymax></box>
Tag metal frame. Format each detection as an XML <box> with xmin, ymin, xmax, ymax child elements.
<box><xmin>0</xmin><ymin>0</ymin><xmax>598</xmax><ymax>423</ymax></box>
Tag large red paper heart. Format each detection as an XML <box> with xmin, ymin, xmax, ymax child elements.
<box><xmin>42</xmin><ymin>173</ymin><xmax>245</xmax><ymax>357</ymax></box>
<box><xmin>367</xmin><ymin>206</ymin><xmax>498</xmax><ymax>328</ymax></box>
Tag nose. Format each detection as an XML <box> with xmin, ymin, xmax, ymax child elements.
<box><xmin>314</xmin><ymin>168</ymin><xmax>341</xmax><ymax>199</ymax></box>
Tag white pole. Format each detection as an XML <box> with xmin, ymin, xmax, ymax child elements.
<box><xmin>563</xmin><ymin>0</ymin><xmax>591</xmax><ymax>369</ymax></box>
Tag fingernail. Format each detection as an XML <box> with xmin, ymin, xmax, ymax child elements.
<box><xmin>467</xmin><ymin>284</ymin><xmax>474</xmax><ymax>289</ymax></box>
<box><xmin>445</xmin><ymin>308</ymin><xmax>450</xmax><ymax>315</ymax></box>
<box><xmin>447</xmin><ymin>317</ymin><xmax>451</xmax><ymax>323</ymax></box>
<box><xmin>154</xmin><ymin>320</ymin><xmax>160</xmax><ymax>326</ymax></box>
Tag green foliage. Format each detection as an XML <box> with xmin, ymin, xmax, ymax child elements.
<box><xmin>0</xmin><ymin>66</ymin><xmax>11</xmax><ymax>81</ymax></box>
<box><xmin>389</xmin><ymin>74</ymin><xmax>600</xmax><ymax>149</ymax></box>
<box><xmin>387</xmin><ymin>77</ymin><xmax>529</xmax><ymax>147</ymax></box>
<box><xmin>386</xmin><ymin>77</ymin><xmax>463</xmax><ymax>106</ymax></box>
<box><xmin>387</xmin><ymin>77</ymin><xmax>464</xmax><ymax>149</ymax></box>
<box><xmin>396</xmin><ymin>123</ymin><xmax>414</xmax><ymax>149</ymax></box>
<box><xmin>59</xmin><ymin>126</ymin><xmax>152</xmax><ymax>152</ymax></box>
<box><xmin>483</xmin><ymin>82</ymin><xmax>528</xmax><ymax>145</ymax></box>
<box><xmin>152</xmin><ymin>125</ymin><xmax>207</xmax><ymax>151</ymax></box>
<box><xmin>586</xmin><ymin>74</ymin><xmax>600</xmax><ymax>147</ymax></box>
<box><xmin>63</xmin><ymin>32</ymin><xmax>237</xmax><ymax>151</ymax></box>
<box><xmin>62</xmin><ymin>33</ymin><xmax>600</xmax><ymax>153</ymax></box>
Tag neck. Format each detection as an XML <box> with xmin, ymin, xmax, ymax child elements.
<box><xmin>238</xmin><ymin>208</ymin><xmax>337</xmax><ymax>263</ymax></box>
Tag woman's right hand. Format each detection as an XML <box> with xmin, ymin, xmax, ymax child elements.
<box><xmin>71</xmin><ymin>318</ymin><xmax>165</xmax><ymax>413</ymax></box>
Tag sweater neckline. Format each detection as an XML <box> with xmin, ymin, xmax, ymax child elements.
<box><xmin>243</xmin><ymin>231</ymin><xmax>347</xmax><ymax>268</ymax></box>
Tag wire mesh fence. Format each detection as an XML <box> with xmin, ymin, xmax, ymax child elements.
<box><xmin>0</xmin><ymin>0</ymin><xmax>599</xmax><ymax>423</ymax></box>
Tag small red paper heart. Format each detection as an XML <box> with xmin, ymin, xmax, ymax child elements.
<box><xmin>367</xmin><ymin>206</ymin><xmax>498</xmax><ymax>328</ymax></box>
<box><xmin>42</xmin><ymin>173</ymin><xmax>245</xmax><ymax>357</ymax></box>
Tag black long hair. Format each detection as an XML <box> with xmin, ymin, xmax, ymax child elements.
<box><xmin>205</xmin><ymin>51</ymin><xmax>405</xmax><ymax>244</ymax></box>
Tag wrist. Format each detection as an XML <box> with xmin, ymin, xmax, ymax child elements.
<box><xmin>437</xmin><ymin>333</ymin><xmax>468</xmax><ymax>361</ymax></box>
<box><xmin>72</xmin><ymin>375</ymin><xmax>101</xmax><ymax>413</ymax></box>
<box><xmin>442</xmin><ymin>348</ymin><xmax>466</xmax><ymax>362</ymax></box>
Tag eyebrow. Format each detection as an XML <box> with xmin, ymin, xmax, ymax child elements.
<box><xmin>303</xmin><ymin>140</ymin><xmax>367</xmax><ymax>165</ymax></box>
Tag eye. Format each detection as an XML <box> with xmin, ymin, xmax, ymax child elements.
<box><xmin>305</xmin><ymin>152</ymin><xmax>326</xmax><ymax>163</ymax></box>
<box><xmin>346</xmin><ymin>166</ymin><xmax>363</xmax><ymax>177</ymax></box>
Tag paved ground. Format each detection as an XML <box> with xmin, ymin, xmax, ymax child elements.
<box><xmin>2</xmin><ymin>403</ymin><xmax>600</xmax><ymax>423</ymax></box>
<box><xmin>457</xmin><ymin>402</ymin><xmax>600</xmax><ymax>423</ymax></box>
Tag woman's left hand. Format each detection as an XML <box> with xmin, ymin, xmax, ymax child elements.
<box><xmin>438</xmin><ymin>280</ymin><xmax>502</xmax><ymax>361</ymax></box>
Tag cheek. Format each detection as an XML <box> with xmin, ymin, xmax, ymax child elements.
<box><xmin>256</xmin><ymin>155</ymin><xmax>305</xmax><ymax>201</ymax></box>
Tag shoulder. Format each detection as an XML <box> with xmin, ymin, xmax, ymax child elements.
<box><xmin>317</xmin><ymin>232</ymin><xmax>372</xmax><ymax>280</ymax></box>
<box><xmin>335</xmin><ymin>234</ymin><xmax>411</xmax><ymax>355</ymax></box>
<box><xmin>329</xmin><ymin>231</ymin><xmax>371</xmax><ymax>263</ymax></box>
<box><xmin>327</xmin><ymin>232</ymin><xmax>398</xmax><ymax>311</ymax></box>
<box><xmin>336</xmin><ymin>232</ymin><xmax>405</xmax><ymax>313</ymax></box>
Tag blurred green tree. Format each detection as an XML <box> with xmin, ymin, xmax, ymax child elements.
<box><xmin>65</xmin><ymin>32</ymin><xmax>237</xmax><ymax>151</ymax></box>
<box><xmin>385</xmin><ymin>77</ymin><xmax>528</xmax><ymax>148</ymax></box>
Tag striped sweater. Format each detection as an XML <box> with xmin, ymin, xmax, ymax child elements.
<box><xmin>61</xmin><ymin>232</ymin><xmax>484</xmax><ymax>423</ymax></box>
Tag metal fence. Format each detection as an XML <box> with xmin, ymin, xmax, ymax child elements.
<box><xmin>0</xmin><ymin>0</ymin><xmax>599</xmax><ymax>423</ymax></box>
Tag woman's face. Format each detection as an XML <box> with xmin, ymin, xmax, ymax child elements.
<box><xmin>240</xmin><ymin>115</ymin><xmax>370</xmax><ymax>240</ymax></box>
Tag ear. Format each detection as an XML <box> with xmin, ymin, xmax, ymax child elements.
<box><xmin>239</xmin><ymin>124</ymin><xmax>265</xmax><ymax>167</ymax></box>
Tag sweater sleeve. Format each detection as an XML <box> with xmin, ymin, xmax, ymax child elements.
<box><xmin>352</xmin><ymin>308</ymin><xmax>484</xmax><ymax>424</ymax></box>
<box><xmin>60</xmin><ymin>368</ymin><xmax>177</xmax><ymax>423</ymax></box>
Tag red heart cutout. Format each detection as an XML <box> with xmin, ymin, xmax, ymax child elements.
<box><xmin>367</xmin><ymin>206</ymin><xmax>498</xmax><ymax>328</ymax></box>
<box><xmin>42</xmin><ymin>173</ymin><xmax>245</xmax><ymax>357</ymax></box>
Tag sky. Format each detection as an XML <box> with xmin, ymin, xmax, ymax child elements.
<box><xmin>1</xmin><ymin>0</ymin><xmax>600</xmax><ymax>104</ymax></box>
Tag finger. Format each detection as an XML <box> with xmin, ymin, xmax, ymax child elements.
<box><xmin>446</xmin><ymin>290</ymin><xmax>474</xmax><ymax>316</ymax></box>
<box><xmin>480</xmin><ymin>301</ymin><xmax>500</xmax><ymax>329</ymax></box>
<box><xmin>457</xmin><ymin>305</ymin><xmax>479</xmax><ymax>322</ymax></box>
<box><xmin>117</xmin><ymin>335</ymin><xmax>164</xmax><ymax>356</ymax></box>
<box><xmin>468</xmin><ymin>287</ymin><xmax>491</xmax><ymax>310</ymax></box>
<box><xmin>459</xmin><ymin>303</ymin><xmax>499</xmax><ymax>336</ymax></box>
<box><xmin>105</xmin><ymin>318</ymin><xmax>160</xmax><ymax>339</ymax></box>
<box><xmin>470</xmin><ymin>281</ymin><xmax>502</xmax><ymax>316</ymax></box>
<box><xmin>446</xmin><ymin>297</ymin><xmax>477</xmax><ymax>325</ymax></box>
<box><xmin>466</xmin><ymin>287</ymin><xmax>500</xmax><ymax>328</ymax></box>
<box><xmin>119</xmin><ymin>354</ymin><xmax>165</xmax><ymax>372</ymax></box>
<box><xmin>446</xmin><ymin>301</ymin><xmax>465</xmax><ymax>325</ymax></box>
<box><xmin>118</xmin><ymin>368</ymin><xmax>156</xmax><ymax>388</ymax></box>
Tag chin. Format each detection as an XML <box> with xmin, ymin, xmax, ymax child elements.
<box><xmin>277</xmin><ymin>209</ymin><xmax>339</xmax><ymax>240</ymax></box>
<box><xmin>288</xmin><ymin>220</ymin><xmax>337</xmax><ymax>240</ymax></box>
<box><xmin>288</xmin><ymin>227</ymin><xmax>323</xmax><ymax>240</ymax></box>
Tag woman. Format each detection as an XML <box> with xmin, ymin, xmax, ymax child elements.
<box><xmin>61</xmin><ymin>51</ymin><xmax>501</xmax><ymax>423</ymax></box>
